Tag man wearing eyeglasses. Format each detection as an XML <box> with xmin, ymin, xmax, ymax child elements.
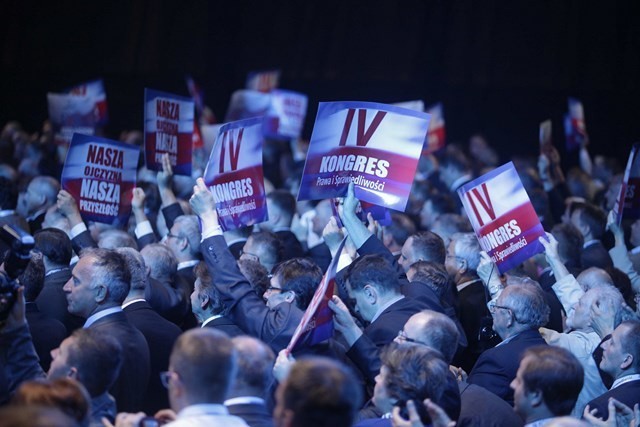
<box><xmin>467</xmin><ymin>279</ymin><xmax>549</xmax><ymax>406</ymax></box>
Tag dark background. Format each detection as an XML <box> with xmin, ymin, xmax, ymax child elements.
<box><xmin>2</xmin><ymin>0</ymin><xmax>639</xmax><ymax>163</ymax></box>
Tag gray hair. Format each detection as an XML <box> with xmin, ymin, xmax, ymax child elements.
<box><xmin>115</xmin><ymin>247</ymin><xmax>147</xmax><ymax>292</ymax></box>
<box><xmin>451</xmin><ymin>232</ymin><xmax>481</xmax><ymax>271</ymax></box>
<box><xmin>502</xmin><ymin>277</ymin><xmax>550</xmax><ymax>328</ymax></box>
<box><xmin>173</xmin><ymin>215</ymin><xmax>202</xmax><ymax>258</ymax></box>
<box><xmin>98</xmin><ymin>229</ymin><xmax>138</xmax><ymax>250</ymax></box>
<box><xmin>82</xmin><ymin>248</ymin><xmax>131</xmax><ymax>305</ymax></box>
<box><xmin>141</xmin><ymin>243</ymin><xmax>177</xmax><ymax>283</ymax></box>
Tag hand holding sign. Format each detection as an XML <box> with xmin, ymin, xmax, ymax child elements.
<box><xmin>56</xmin><ymin>190</ymin><xmax>83</xmax><ymax>228</ymax></box>
<box><xmin>328</xmin><ymin>295</ymin><xmax>362</xmax><ymax>347</ymax></box>
<box><xmin>157</xmin><ymin>153</ymin><xmax>174</xmax><ymax>190</ymax></box>
<box><xmin>322</xmin><ymin>217</ymin><xmax>345</xmax><ymax>257</ymax></box>
<box><xmin>190</xmin><ymin>178</ymin><xmax>218</xmax><ymax>228</ymax></box>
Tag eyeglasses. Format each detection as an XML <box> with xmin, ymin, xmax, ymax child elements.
<box><xmin>166</xmin><ymin>233</ymin><xmax>183</xmax><ymax>241</ymax></box>
<box><xmin>160</xmin><ymin>371</ymin><xmax>178</xmax><ymax>389</ymax></box>
<box><xmin>488</xmin><ymin>301</ymin><xmax>521</xmax><ymax>323</ymax></box>
<box><xmin>396</xmin><ymin>330</ymin><xmax>428</xmax><ymax>346</ymax></box>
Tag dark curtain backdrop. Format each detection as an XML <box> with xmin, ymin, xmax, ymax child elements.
<box><xmin>1</xmin><ymin>0</ymin><xmax>639</xmax><ymax>161</ymax></box>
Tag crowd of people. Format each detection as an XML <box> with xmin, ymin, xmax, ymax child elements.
<box><xmin>0</xmin><ymin>119</ymin><xmax>639</xmax><ymax>427</ymax></box>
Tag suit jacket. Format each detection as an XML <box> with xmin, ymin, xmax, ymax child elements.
<box><xmin>123</xmin><ymin>300</ymin><xmax>181</xmax><ymax>414</ymax></box>
<box><xmin>89</xmin><ymin>310</ymin><xmax>150</xmax><ymax>413</ymax></box>
<box><xmin>145</xmin><ymin>276</ymin><xmax>189</xmax><ymax>326</ymax></box>
<box><xmin>203</xmin><ymin>316</ymin><xmax>245</xmax><ymax>338</ymax></box>
<box><xmin>586</xmin><ymin>379</ymin><xmax>640</xmax><ymax>421</ymax></box>
<box><xmin>226</xmin><ymin>402</ymin><xmax>274</xmax><ymax>427</ymax></box>
<box><xmin>305</xmin><ymin>242</ymin><xmax>332</xmax><ymax>272</ymax></box>
<box><xmin>457</xmin><ymin>382</ymin><xmax>524</xmax><ymax>427</ymax></box>
<box><xmin>581</xmin><ymin>241</ymin><xmax>614</xmax><ymax>270</ymax></box>
<box><xmin>27</xmin><ymin>211</ymin><xmax>46</xmax><ymax>234</ymax></box>
<box><xmin>468</xmin><ymin>329</ymin><xmax>547</xmax><ymax>405</ymax></box>
<box><xmin>24</xmin><ymin>302</ymin><xmax>67</xmax><ymax>371</ymax></box>
<box><xmin>176</xmin><ymin>266</ymin><xmax>199</xmax><ymax>330</ymax></box>
<box><xmin>201</xmin><ymin>235</ymin><xmax>304</xmax><ymax>353</ymax></box>
<box><xmin>275</xmin><ymin>229</ymin><xmax>304</xmax><ymax>262</ymax></box>
<box><xmin>364</xmin><ymin>297</ymin><xmax>428</xmax><ymax>348</ymax></box>
<box><xmin>70</xmin><ymin>228</ymin><xmax>98</xmax><ymax>256</ymax></box>
<box><xmin>456</xmin><ymin>280</ymin><xmax>500</xmax><ymax>373</ymax></box>
<box><xmin>36</xmin><ymin>267</ymin><xmax>84</xmax><ymax>334</ymax></box>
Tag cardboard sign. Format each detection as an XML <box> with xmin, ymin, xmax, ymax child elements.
<box><xmin>246</xmin><ymin>69</ymin><xmax>280</xmax><ymax>93</ymax></box>
<box><xmin>267</xmin><ymin>89</ymin><xmax>308</xmax><ymax>139</ymax></box>
<box><xmin>564</xmin><ymin>98</ymin><xmax>587</xmax><ymax>151</ymax></box>
<box><xmin>203</xmin><ymin>117</ymin><xmax>267</xmax><ymax>231</ymax></box>
<box><xmin>47</xmin><ymin>93</ymin><xmax>98</xmax><ymax>147</ymax></box>
<box><xmin>144</xmin><ymin>89</ymin><xmax>195</xmax><ymax>176</ymax></box>
<box><xmin>225</xmin><ymin>89</ymin><xmax>272</xmax><ymax>122</ymax></box>
<box><xmin>297</xmin><ymin>101</ymin><xmax>431</xmax><ymax>212</ymax></box>
<box><xmin>287</xmin><ymin>237</ymin><xmax>347</xmax><ymax>351</ymax></box>
<box><xmin>66</xmin><ymin>79</ymin><xmax>108</xmax><ymax>125</ymax></box>
<box><xmin>614</xmin><ymin>143</ymin><xmax>640</xmax><ymax>224</ymax></box>
<box><xmin>458</xmin><ymin>162</ymin><xmax>545</xmax><ymax>274</ymax></box>
<box><xmin>61</xmin><ymin>134</ymin><xmax>139</xmax><ymax>226</ymax></box>
<box><xmin>425</xmin><ymin>103</ymin><xmax>446</xmax><ymax>154</ymax></box>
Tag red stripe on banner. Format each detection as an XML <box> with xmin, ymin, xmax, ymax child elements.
<box><xmin>477</xmin><ymin>203</ymin><xmax>543</xmax><ymax>254</ymax></box>
<box><xmin>305</xmin><ymin>146</ymin><xmax>419</xmax><ymax>183</ymax></box>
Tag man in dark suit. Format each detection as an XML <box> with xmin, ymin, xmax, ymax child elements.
<box><xmin>0</xmin><ymin>176</ymin><xmax>29</xmax><ymax>256</ymax></box>
<box><xmin>118</xmin><ymin>247</ymin><xmax>182</xmax><ymax>414</ymax></box>
<box><xmin>259</xmin><ymin>189</ymin><xmax>304</xmax><ymax>262</ymax></box>
<box><xmin>20</xmin><ymin>253</ymin><xmax>67</xmax><ymax>371</ymax></box>
<box><xmin>191</xmin><ymin>178</ymin><xmax>304</xmax><ymax>354</ymax></box>
<box><xmin>63</xmin><ymin>248</ymin><xmax>150</xmax><ymax>412</ymax></box>
<box><xmin>140</xmin><ymin>243</ymin><xmax>189</xmax><ymax>326</ymax></box>
<box><xmin>585</xmin><ymin>320</ymin><xmax>640</xmax><ymax>420</ymax></box>
<box><xmin>445</xmin><ymin>232</ymin><xmax>499</xmax><ymax>372</ymax></box>
<box><xmin>16</xmin><ymin>175</ymin><xmax>60</xmax><ymax>234</ymax></box>
<box><xmin>225</xmin><ymin>336</ymin><xmax>275</xmax><ymax>427</ymax></box>
<box><xmin>192</xmin><ymin>261</ymin><xmax>244</xmax><ymax>337</ymax></box>
<box><xmin>468</xmin><ymin>279</ymin><xmax>549</xmax><ymax>405</ymax></box>
<box><xmin>511</xmin><ymin>346</ymin><xmax>584</xmax><ymax>426</ymax></box>
<box><xmin>34</xmin><ymin>227</ymin><xmax>84</xmax><ymax>333</ymax></box>
<box><xmin>570</xmin><ymin>202</ymin><xmax>614</xmax><ymax>270</ymax></box>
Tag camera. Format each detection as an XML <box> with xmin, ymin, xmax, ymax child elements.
<box><xmin>0</xmin><ymin>224</ymin><xmax>34</xmax><ymax>322</ymax></box>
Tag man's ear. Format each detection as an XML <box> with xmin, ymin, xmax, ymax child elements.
<box><xmin>528</xmin><ymin>388</ymin><xmax>543</xmax><ymax>407</ymax></box>
<box><xmin>457</xmin><ymin>258</ymin><xmax>468</xmax><ymax>275</ymax></box>
<box><xmin>67</xmin><ymin>366</ymin><xmax>78</xmax><ymax>379</ymax></box>
<box><xmin>94</xmin><ymin>285</ymin><xmax>108</xmax><ymax>303</ymax></box>
<box><xmin>200</xmin><ymin>294</ymin><xmax>210</xmax><ymax>310</ymax></box>
<box><xmin>279</xmin><ymin>408</ymin><xmax>295</xmax><ymax>427</ymax></box>
<box><xmin>284</xmin><ymin>291</ymin><xmax>296</xmax><ymax>304</ymax></box>
<box><xmin>621</xmin><ymin>353</ymin><xmax>634</xmax><ymax>370</ymax></box>
<box><xmin>363</xmin><ymin>284</ymin><xmax>377</xmax><ymax>304</ymax></box>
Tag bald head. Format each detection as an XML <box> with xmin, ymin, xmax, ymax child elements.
<box><xmin>229</xmin><ymin>336</ymin><xmax>275</xmax><ymax>398</ymax></box>
<box><xmin>397</xmin><ymin>310</ymin><xmax>459</xmax><ymax>363</ymax></box>
<box><xmin>576</xmin><ymin>267</ymin><xmax>613</xmax><ymax>291</ymax></box>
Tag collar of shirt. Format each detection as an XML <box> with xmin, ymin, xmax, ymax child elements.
<box><xmin>370</xmin><ymin>295</ymin><xmax>404</xmax><ymax>324</ymax></box>
<box><xmin>496</xmin><ymin>330</ymin><xmax>523</xmax><ymax>347</ymax></box>
<box><xmin>450</xmin><ymin>174</ymin><xmax>473</xmax><ymax>192</ymax></box>
<box><xmin>224</xmin><ymin>397</ymin><xmax>265</xmax><ymax>406</ymax></box>
<box><xmin>178</xmin><ymin>260</ymin><xmax>199</xmax><ymax>270</ymax></box>
<box><xmin>177</xmin><ymin>404</ymin><xmax>229</xmax><ymax>419</ymax></box>
<box><xmin>83</xmin><ymin>307</ymin><xmax>123</xmax><ymax>328</ymax></box>
<box><xmin>525</xmin><ymin>418</ymin><xmax>555</xmax><ymax>427</ymax></box>
<box><xmin>611</xmin><ymin>374</ymin><xmax>640</xmax><ymax>390</ymax></box>
<box><xmin>583</xmin><ymin>239</ymin><xmax>599</xmax><ymax>249</ymax></box>
<box><xmin>631</xmin><ymin>246</ymin><xmax>640</xmax><ymax>255</ymax></box>
<box><xmin>457</xmin><ymin>278</ymin><xmax>482</xmax><ymax>292</ymax></box>
<box><xmin>201</xmin><ymin>314</ymin><xmax>223</xmax><ymax>328</ymax></box>
<box><xmin>122</xmin><ymin>299</ymin><xmax>146</xmax><ymax>309</ymax></box>
<box><xmin>45</xmin><ymin>267</ymin><xmax>70</xmax><ymax>277</ymax></box>
<box><xmin>0</xmin><ymin>209</ymin><xmax>16</xmax><ymax>218</ymax></box>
